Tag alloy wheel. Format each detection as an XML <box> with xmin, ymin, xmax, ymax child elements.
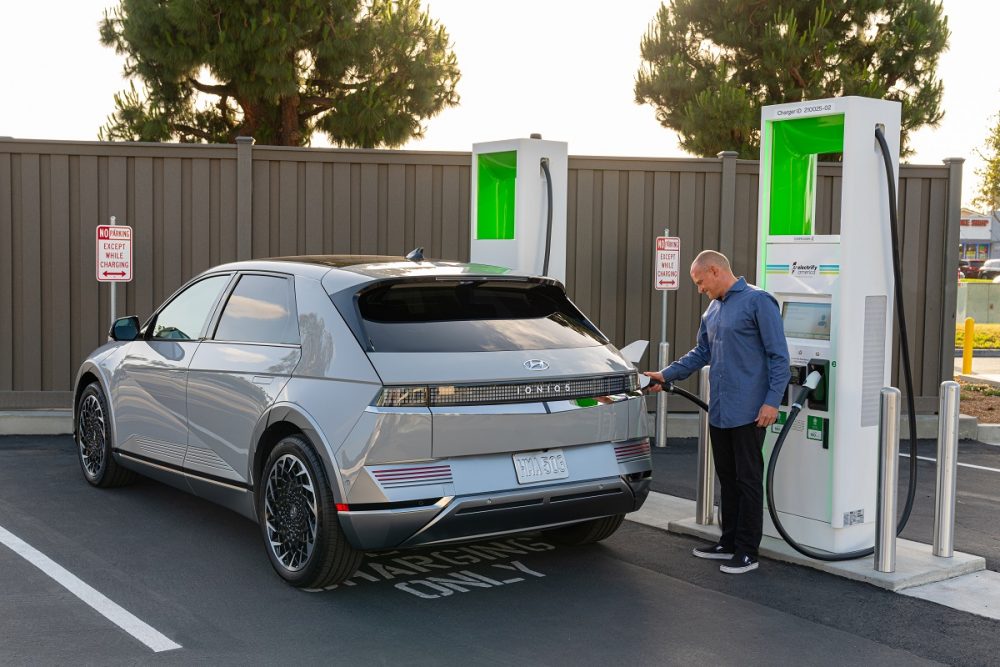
<box><xmin>264</xmin><ymin>454</ymin><xmax>319</xmax><ymax>572</ymax></box>
<box><xmin>78</xmin><ymin>394</ymin><xmax>106</xmax><ymax>477</ymax></box>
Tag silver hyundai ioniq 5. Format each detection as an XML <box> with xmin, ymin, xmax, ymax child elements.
<box><xmin>74</xmin><ymin>255</ymin><xmax>652</xmax><ymax>588</ymax></box>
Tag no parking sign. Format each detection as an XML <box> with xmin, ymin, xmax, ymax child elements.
<box><xmin>96</xmin><ymin>224</ymin><xmax>133</xmax><ymax>282</ymax></box>
<box><xmin>655</xmin><ymin>236</ymin><xmax>680</xmax><ymax>290</ymax></box>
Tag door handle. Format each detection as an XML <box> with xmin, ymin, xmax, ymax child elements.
<box><xmin>252</xmin><ymin>375</ymin><xmax>272</xmax><ymax>385</ymax></box>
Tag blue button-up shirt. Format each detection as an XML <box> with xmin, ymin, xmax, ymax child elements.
<box><xmin>661</xmin><ymin>277</ymin><xmax>790</xmax><ymax>429</ymax></box>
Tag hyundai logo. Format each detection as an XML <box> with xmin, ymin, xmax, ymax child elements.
<box><xmin>523</xmin><ymin>359</ymin><xmax>549</xmax><ymax>371</ymax></box>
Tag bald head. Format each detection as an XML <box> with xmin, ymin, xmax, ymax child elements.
<box><xmin>689</xmin><ymin>250</ymin><xmax>737</xmax><ymax>300</ymax></box>
<box><xmin>691</xmin><ymin>250</ymin><xmax>732</xmax><ymax>273</ymax></box>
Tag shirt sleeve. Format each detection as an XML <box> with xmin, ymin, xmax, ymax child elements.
<box><xmin>755</xmin><ymin>292</ymin><xmax>791</xmax><ymax>408</ymax></box>
<box><xmin>660</xmin><ymin>314</ymin><xmax>711</xmax><ymax>383</ymax></box>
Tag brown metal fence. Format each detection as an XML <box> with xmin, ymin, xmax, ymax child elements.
<box><xmin>0</xmin><ymin>138</ymin><xmax>961</xmax><ymax>411</ymax></box>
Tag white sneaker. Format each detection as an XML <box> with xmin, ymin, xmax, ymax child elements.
<box><xmin>692</xmin><ymin>543</ymin><xmax>734</xmax><ymax>560</ymax></box>
<box><xmin>720</xmin><ymin>553</ymin><xmax>759</xmax><ymax>574</ymax></box>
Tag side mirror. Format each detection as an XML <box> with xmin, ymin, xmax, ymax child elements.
<box><xmin>109</xmin><ymin>316</ymin><xmax>141</xmax><ymax>342</ymax></box>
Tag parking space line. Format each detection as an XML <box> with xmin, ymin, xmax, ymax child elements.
<box><xmin>899</xmin><ymin>452</ymin><xmax>1000</xmax><ymax>474</ymax></box>
<box><xmin>0</xmin><ymin>524</ymin><xmax>181</xmax><ymax>653</ymax></box>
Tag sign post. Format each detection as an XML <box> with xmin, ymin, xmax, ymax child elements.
<box><xmin>654</xmin><ymin>233</ymin><xmax>680</xmax><ymax>448</ymax></box>
<box><xmin>97</xmin><ymin>216</ymin><xmax>133</xmax><ymax>326</ymax></box>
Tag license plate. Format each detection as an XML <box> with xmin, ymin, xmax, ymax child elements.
<box><xmin>512</xmin><ymin>449</ymin><xmax>569</xmax><ymax>484</ymax></box>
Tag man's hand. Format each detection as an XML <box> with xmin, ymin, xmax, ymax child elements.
<box><xmin>756</xmin><ymin>404</ymin><xmax>779</xmax><ymax>428</ymax></box>
<box><xmin>643</xmin><ymin>371</ymin><xmax>665</xmax><ymax>393</ymax></box>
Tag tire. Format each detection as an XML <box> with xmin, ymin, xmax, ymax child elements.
<box><xmin>545</xmin><ymin>514</ymin><xmax>625</xmax><ymax>546</ymax></box>
<box><xmin>257</xmin><ymin>435</ymin><xmax>362</xmax><ymax>589</ymax></box>
<box><xmin>75</xmin><ymin>382</ymin><xmax>136</xmax><ymax>488</ymax></box>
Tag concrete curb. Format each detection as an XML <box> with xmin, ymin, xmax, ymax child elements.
<box><xmin>958</xmin><ymin>373</ymin><xmax>1000</xmax><ymax>388</ymax></box>
<box><xmin>668</xmin><ymin>516</ymin><xmax>985</xmax><ymax>592</ymax></box>
<box><xmin>901</xmin><ymin>570</ymin><xmax>1000</xmax><ymax>621</ymax></box>
<box><xmin>954</xmin><ymin>349</ymin><xmax>1000</xmax><ymax>358</ymax></box>
<box><xmin>899</xmin><ymin>414</ymin><xmax>978</xmax><ymax>439</ymax></box>
<box><xmin>0</xmin><ymin>411</ymin><xmax>72</xmax><ymax>436</ymax></box>
<box><xmin>627</xmin><ymin>491</ymin><xmax>986</xmax><ymax>594</ymax></box>
<box><xmin>975</xmin><ymin>423</ymin><xmax>1000</xmax><ymax>445</ymax></box>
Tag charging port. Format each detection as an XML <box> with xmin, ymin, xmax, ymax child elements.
<box><xmin>806</xmin><ymin>359</ymin><xmax>830</xmax><ymax>411</ymax></box>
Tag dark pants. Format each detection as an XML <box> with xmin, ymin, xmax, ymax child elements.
<box><xmin>709</xmin><ymin>422</ymin><xmax>766</xmax><ymax>558</ymax></box>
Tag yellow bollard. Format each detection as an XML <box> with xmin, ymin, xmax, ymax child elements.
<box><xmin>963</xmin><ymin>317</ymin><xmax>975</xmax><ymax>374</ymax></box>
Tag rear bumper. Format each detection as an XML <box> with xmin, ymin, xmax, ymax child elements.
<box><xmin>339</xmin><ymin>475</ymin><xmax>650</xmax><ymax>551</ymax></box>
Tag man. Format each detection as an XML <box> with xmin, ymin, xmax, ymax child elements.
<box><xmin>645</xmin><ymin>250</ymin><xmax>790</xmax><ymax>574</ymax></box>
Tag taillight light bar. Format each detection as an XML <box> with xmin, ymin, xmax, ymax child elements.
<box><xmin>374</xmin><ymin>373</ymin><xmax>640</xmax><ymax>407</ymax></box>
<box><xmin>374</xmin><ymin>386</ymin><xmax>429</xmax><ymax>407</ymax></box>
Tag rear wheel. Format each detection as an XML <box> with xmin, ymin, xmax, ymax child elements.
<box><xmin>76</xmin><ymin>382</ymin><xmax>135</xmax><ymax>488</ymax></box>
<box><xmin>545</xmin><ymin>514</ymin><xmax>625</xmax><ymax>545</ymax></box>
<box><xmin>258</xmin><ymin>435</ymin><xmax>362</xmax><ymax>589</ymax></box>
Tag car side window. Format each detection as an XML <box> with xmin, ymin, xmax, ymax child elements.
<box><xmin>213</xmin><ymin>274</ymin><xmax>299</xmax><ymax>344</ymax></box>
<box><xmin>151</xmin><ymin>275</ymin><xmax>232</xmax><ymax>340</ymax></box>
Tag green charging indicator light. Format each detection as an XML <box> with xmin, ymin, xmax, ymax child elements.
<box><xmin>477</xmin><ymin>150</ymin><xmax>517</xmax><ymax>240</ymax></box>
<box><xmin>764</xmin><ymin>114</ymin><xmax>845</xmax><ymax>236</ymax></box>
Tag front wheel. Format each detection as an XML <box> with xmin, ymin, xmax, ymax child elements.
<box><xmin>76</xmin><ymin>382</ymin><xmax>135</xmax><ymax>488</ymax></box>
<box><xmin>258</xmin><ymin>435</ymin><xmax>362</xmax><ymax>589</ymax></box>
<box><xmin>545</xmin><ymin>514</ymin><xmax>625</xmax><ymax>545</ymax></box>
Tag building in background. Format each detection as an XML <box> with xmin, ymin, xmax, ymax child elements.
<box><xmin>960</xmin><ymin>208</ymin><xmax>994</xmax><ymax>259</ymax></box>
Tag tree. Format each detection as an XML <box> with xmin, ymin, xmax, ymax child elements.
<box><xmin>974</xmin><ymin>114</ymin><xmax>1000</xmax><ymax>223</ymax></box>
<box><xmin>99</xmin><ymin>0</ymin><xmax>460</xmax><ymax>147</ymax></box>
<box><xmin>635</xmin><ymin>1</ymin><xmax>949</xmax><ymax>158</ymax></box>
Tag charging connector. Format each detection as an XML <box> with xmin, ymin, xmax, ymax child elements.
<box><xmin>791</xmin><ymin>370</ymin><xmax>823</xmax><ymax>409</ymax></box>
<box><xmin>806</xmin><ymin>359</ymin><xmax>829</xmax><ymax>411</ymax></box>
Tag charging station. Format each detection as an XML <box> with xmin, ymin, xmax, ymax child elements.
<box><xmin>757</xmin><ymin>96</ymin><xmax>902</xmax><ymax>553</ymax></box>
<box><xmin>470</xmin><ymin>138</ymin><xmax>568</xmax><ymax>283</ymax></box>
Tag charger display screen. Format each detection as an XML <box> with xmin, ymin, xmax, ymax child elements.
<box><xmin>781</xmin><ymin>301</ymin><xmax>831</xmax><ymax>341</ymax></box>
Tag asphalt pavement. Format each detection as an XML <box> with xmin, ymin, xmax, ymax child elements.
<box><xmin>1</xmin><ymin>435</ymin><xmax>999</xmax><ymax>665</ymax></box>
<box><xmin>653</xmin><ymin>437</ymin><xmax>1000</xmax><ymax>571</ymax></box>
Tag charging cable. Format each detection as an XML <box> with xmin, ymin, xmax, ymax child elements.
<box><xmin>540</xmin><ymin>157</ymin><xmax>553</xmax><ymax>276</ymax></box>
<box><xmin>643</xmin><ymin>376</ymin><xmax>709</xmax><ymax>412</ymax></box>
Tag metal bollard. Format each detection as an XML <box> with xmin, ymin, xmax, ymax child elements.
<box><xmin>654</xmin><ymin>342</ymin><xmax>669</xmax><ymax>448</ymax></box>
<box><xmin>695</xmin><ymin>366</ymin><xmax>715</xmax><ymax>525</ymax></box>
<box><xmin>962</xmin><ymin>318</ymin><xmax>974</xmax><ymax>375</ymax></box>
<box><xmin>934</xmin><ymin>381</ymin><xmax>961</xmax><ymax>558</ymax></box>
<box><xmin>875</xmin><ymin>387</ymin><xmax>900</xmax><ymax>573</ymax></box>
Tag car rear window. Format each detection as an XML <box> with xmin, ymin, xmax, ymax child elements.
<box><xmin>351</xmin><ymin>279</ymin><xmax>608</xmax><ymax>352</ymax></box>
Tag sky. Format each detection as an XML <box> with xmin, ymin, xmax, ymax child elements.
<box><xmin>0</xmin><ymin>0</ymin><xmax>996</xmax><ymax>207</ymax></box>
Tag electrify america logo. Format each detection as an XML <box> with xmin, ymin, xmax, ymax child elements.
<box><xmin>790</xmin><ymin>261</ymin><xmax>818</xmax><ymax>277</ymax></box>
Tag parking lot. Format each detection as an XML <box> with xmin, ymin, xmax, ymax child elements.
<box><xmin>3</xmin><ymin>434</ymin><xmax>1000</xmax><ymax>665</ymax></box>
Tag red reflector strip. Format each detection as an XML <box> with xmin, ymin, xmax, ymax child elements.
<box><xmin>372</xmin><ymin>465</ymin><xmax>451</xmax><ymax>479</ymax></box>
<box><xmin>615</xmin><ymin>444</ymin><xmax>649</xmax><ymax>452</ymax></box>
<box><xmin>615</xmin><ymin>440</ymin><xmax>651</xmax><ymax>461</ymax></box>
<box><xmin>335</xmin><ymin>503</ymin><xmax>350</xmax><ymax>512</ymax></box>
<box><xmin>371</xmin><ymin>464</ymin><xmax>454</xmax><ymax>488</ymax></box>
<box><xmin>377</xmin><ymin>476</ymin><xmax>452</xmax><ymax>484</ymax></box>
